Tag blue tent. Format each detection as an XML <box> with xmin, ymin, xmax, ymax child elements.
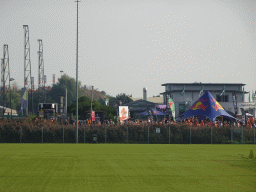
<box><xmin>177</xmin><ymin>91</ymin><xmax>238</xmax><ymax>122</ymax></box>
<box><xmin>139</xmin><ymin>108</ymin><xmax>167</xmax><ymax>116</ymax></box>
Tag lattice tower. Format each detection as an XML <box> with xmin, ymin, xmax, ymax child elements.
<box><xmin>1</xmin><ymin>45</ymin><xmax>10</xmax><ymax>116</ymax></box>
<box><xmin>23</xmin><ymin>25</ymin><xmax>32</xmax><ymax>114</ymax></box>
<box><xmin>38</xmin><ymin>39</ymin><xmax>44</xmax><ymax>103</ymax></box>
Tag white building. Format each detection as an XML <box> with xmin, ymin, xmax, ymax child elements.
<box><xmin>160</xmin><ymin>82</ymin><xmax>253</xmax><ymax>118</ymax></box>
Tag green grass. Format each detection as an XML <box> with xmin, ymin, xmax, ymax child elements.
<box><xmin>0</xmin><ymin>144</ymin><xmax>255</xmax><ymax>192</ymax></box>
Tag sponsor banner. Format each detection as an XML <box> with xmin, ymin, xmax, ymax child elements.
<box><xmin>232</xmin><ymin>93</ymin><xmax>237</xmax><ymax>114</ymax></box>
<box><xmin>53</xmin><ymin>74</ymin><xmax>55</xmax><ymax>84</ymax></box>
<box><xmin>92</xmin><ymin>111</ymin><xmax>95</xmax><ymax>121</ymax></box>
<box><xmin>168</xmin><ymin>98</ymin><xmax>175</xmax><ymax>121</ymax></box>
<box><xmin>20</xmin><ymin>87</ymin><xmax>27</xmax><ymax>110</ymax></box>
<box><xmin>119</xmin><ymin>106</ymin><xmax>129</xmax><ymax>122</ymax></box>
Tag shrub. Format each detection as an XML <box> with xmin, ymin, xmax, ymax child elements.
<box><xmin>249</xmin><ymin>149</ymin><xmax>255</xmax><ymax>159</ymax></box>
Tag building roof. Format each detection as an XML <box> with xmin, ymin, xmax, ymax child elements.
<box><xmin>161</xmin><ymin>82</ymin><xmax>246</xmax><ymax>86</ymax></box>
<box><xmin>123</xmin><ymin>99</ymin><xmax>157</xmax><ymax>112</ymax></box>
<box><xmin>160</xmin><ymin>90</ymin><xmax>248</xmax><ymax>95</ymax></box>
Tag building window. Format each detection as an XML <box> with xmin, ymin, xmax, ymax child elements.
<box><xmin>216</xmin><ymin>95</ymin><xmax>229</xmax><ymax>102</ymax></box>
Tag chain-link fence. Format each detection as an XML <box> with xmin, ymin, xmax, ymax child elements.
<box><xmin>0</xmin><ymin>124</ymin><xmax>255</xmax><ymax>144</ymax></box>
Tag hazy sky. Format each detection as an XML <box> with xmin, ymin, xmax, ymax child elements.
<box><xmin>0</xmin><ymin>0</ymin><xmax>255</xmax><ymax>99</ymax></box>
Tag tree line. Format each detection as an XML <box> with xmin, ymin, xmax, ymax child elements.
<box><xmin>0</xmin><ymin>74</ymin><xmax>133</xmax><ymax>119</ymax></box>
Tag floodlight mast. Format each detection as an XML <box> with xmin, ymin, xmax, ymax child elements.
<box><xmin>2</xmin><ymin>45</ymin><xmax>10</xmax><ymax>117</ymax></box>
<box><xmin>38</xmin><ymin>39</ymin><xmax>44</xmax><ymax>105</ymax></box>
<box><xmin>23</xmin><ymin>25</ymin><xmax>32</xmax><ymax>115</ymax></box>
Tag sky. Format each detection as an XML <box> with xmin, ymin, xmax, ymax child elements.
<box><xmin>0</xmin><ymin>0</ymin><xmax>255</xmax><ymax>99</ymax></box>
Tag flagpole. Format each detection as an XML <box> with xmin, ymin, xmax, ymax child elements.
<box><xmin>184</xmin><ymin>86</ymin><xmax>185</xmax><ymax>103</ymax></box>
<box><xmin>224</xmin><ymin>85</ymin><xmax>225</xmax><ymax>102</ymax></box>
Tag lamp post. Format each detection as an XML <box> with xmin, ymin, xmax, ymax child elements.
<box><xmin>91</xmin><ymin>86</ymin><xmax>93</xmax><ymax>121</ymax></box>
<box><xmin>10</xmin><ymin>78</ymin><xmax>15</xmax><ymax>119</ymax></box>
<box><xmin>60</xmin><ymin>70</ymin><xmax>63</xmax><ymax>77</ymax></box>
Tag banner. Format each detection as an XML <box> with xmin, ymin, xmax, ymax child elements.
<box><xmin>60</xmin><ymin>96</ymin><xmax>64</xmax><ymax>113</ymax></box>
<box><xmin>232</xmin><ymin>93</ymin><xmax>237</xmax><ymax>115</ymax></box>
<box><xmin>31</xmin><ymin>77</ymin><xmax>34</xmax><ymax>90</ymax></box>
<box><xmin>92</xmin><ymin>111</ymin><xmax>95</xmax><ymax>121</ymax></box>
<box><xmin>105</xmin><ymin>98</ymin><xmax>109</xmax><ymax>106</ymax></box>
<box><xmin>168</xmin><ymin>98</ymin><xmax>175</xmax><ymax>121</ymax></box>
<box><xmin>148</xmin><ymin>108</ymin><xmax>153</xmax><ymax>123</ymax></box>
<box><xmin>52</xmin><ymin>74</ymin><xmax>55</xmax><ymax>84</ymax></box>
<box><xmin>44</xmin><ymin>75</ymin><xmax>46</xmax><ymax>84</ymax></box>
<box><xmin>20</xmin><ymin>87</ymin><xmax>27</xmax><ymax>110</ymax></box>
<box><xmin>119</xmin><ymin>106</ymin><xmax>129</xmax><ymax>122</ymax></box>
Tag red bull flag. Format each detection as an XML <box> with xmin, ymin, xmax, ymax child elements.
<box><xmin>177</xmin><ymin>91</ymin><xmax>237</xmax><ymax>122</ymax></box>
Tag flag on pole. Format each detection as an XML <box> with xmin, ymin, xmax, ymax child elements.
<box><xmin>220</xmin><ymin>85</ymin><xmax>225</xmax><ymax>96</ymax></box>
<box><xmin>168</xmin><ymin>98</ymin><xmax>175</xmax><ymax>121</ymax></box>
<box><xmin>199</xmin><ymin>86</ymin><xmax>204</xmax><ymax>97</ymax></box>
<box><xmin>180</xmin><ymin>86</ymin><xmax>185</xmax><ymax>96</ymax></box>
<box><xmin>52</xmin><ymin>74</ymin><xmax>55</xmax><ymax>84</ymax></box>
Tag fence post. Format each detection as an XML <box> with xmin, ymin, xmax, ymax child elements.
<box><xmin>148</xmin><ymin>126</ymin><xmax>149</xmax><ymax>144</ymax></box>
<box><xmin>42</xmin><ymin>127</ymin><xmax>43</xmax><ymax>143</ymax></box>
<box><xmin>169</xmin><ymin>126</ymin><xmax>170</xmax><ymax>144</ymax></box>
<box><xmin>231</xmin><ymin>126</ymin><xmax>233</xmax><ymax>144</ymax></box>
<box><xmin>254</xmin><ymin>126</ymin><xmax>255</xmax><ymax>145</ymax></box>
<box><xmin>105</xmin><ymin>126</ymin><xmax>106</xmax><ymax>143</ymax></box>
<box><xmin>127</xmin><ymin>126</ymin><xmax>128</xmax><ymax>144</ymax></box>
<box><xmin>20</xmin><ymin>126</ymin><xmax>22</xmax><ymax>143</ymax></box>
<box><xmin>211</xmin><ymin>127</ymin><xmax>212</xmax><ymax>144</ymax></box>
<box><xmin>242</xmin><ymin>126</ymin><xmax>243</xmax><ymax>144</ymax></box>
<box><xmin>84</xmin><ymin>125</ymin><xmax>86</xmax><ymax>143</ymax></box>
<box><xmin>63</xmin><ymin>127</ymin><xmax>64</xmax><ymax>143</ymax></box>
<box><xmin>190</xmin><ymin>127</ymin><xmax>192</xmax><ymax>144</ymax></box>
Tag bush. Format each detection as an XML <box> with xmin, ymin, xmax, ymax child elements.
<box><xmin>249</xmin><ymin>149</ymin><xmax>255</xmax><ymax>159</ymax></box>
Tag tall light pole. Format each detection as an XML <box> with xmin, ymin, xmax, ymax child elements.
<box><xmin>91</xmin><ymin>86</ymin><xmax>93</xmax><ymax>121</ymax></box>
<box><xmin>10</xmin><ymin>78</ymin><xmax>14</xmax><ymax>119</ymax></box>
<box><xmin>75</xmin><ymin>0</ymin><xmax>80</xmax><ymax>144</ymax></box>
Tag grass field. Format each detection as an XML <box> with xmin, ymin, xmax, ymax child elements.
<box><xmin>0</xmin><ymin>144</ymin><xmax>255</xmax><ymax>192</ymax></box>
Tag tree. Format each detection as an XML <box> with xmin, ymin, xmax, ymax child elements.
<box><xmin>109</xmin><ymin>93</ymin><xmax>133</xmax><ymax>107</ymax></box>
<box><xmin>48</xmin><ymin>74</ymin><xmax>84</xmax><ymax>107</ymax></box>
<box><xmin>68</xmin><ymin>96</ymin><xmax>116</xmax><ymax>120</ymax></box>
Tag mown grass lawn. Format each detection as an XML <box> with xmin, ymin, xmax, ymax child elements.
<box><xmin>0</xmin><ymin>144</ymin><xmax>255</xmax><ymax>192</ymax></box>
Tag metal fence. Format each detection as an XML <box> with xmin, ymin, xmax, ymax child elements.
<box><xmin>1</xmin><ymin>124</ymin><xmax>255</xmax><ymax>144</ymax></box>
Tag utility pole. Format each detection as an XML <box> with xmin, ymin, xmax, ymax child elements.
<box><xmin>38</xmin><ymin>39</ymin><xmax>44</xmax><ymax>105</ymax></box>
<box><xmin>23</xmin><ymin>25</ymin><xmax>32</xmax><ymax>115</ymax></box>
<box><xmin>75</xmin><ymin>0</ymin><xmax>80</xmax><ymax>144</ymax></box>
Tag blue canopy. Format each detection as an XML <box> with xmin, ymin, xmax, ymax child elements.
<box><xmin>177</xmin><ymin>91</ymin><xmax>238</xmax><ymax>122</ymax></box>
<box><xmin>139</xmin><ymin>108</ymin><xmax>167</xmax><ymax>116</ymax></box>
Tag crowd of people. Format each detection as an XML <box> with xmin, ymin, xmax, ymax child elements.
<box><xmin>61</xmin><ymin>116</ymin><xmax>256</xmax><ymax>128</ymax></box>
